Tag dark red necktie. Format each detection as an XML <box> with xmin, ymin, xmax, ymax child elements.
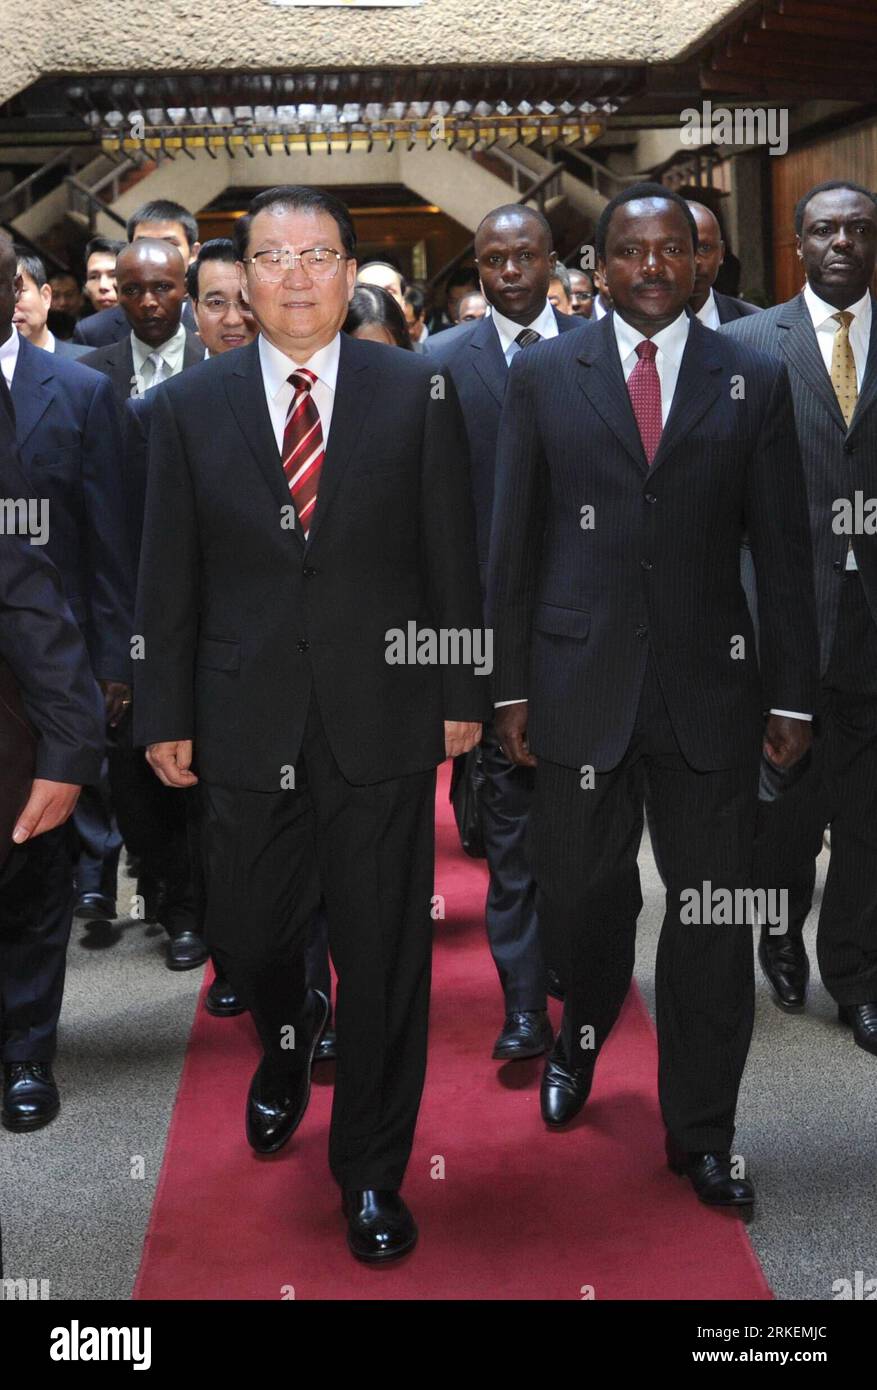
<box><xmin>282</xmin><ymin>369</ymin><xmax>324</xmax><ymax>537</ymax></box>
<box><xmin>626</xmin><ymin>338</ymin><xmax>662</xmax><ymax>466</ymax></box>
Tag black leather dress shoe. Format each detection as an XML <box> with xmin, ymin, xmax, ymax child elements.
<box><xmin>205</xmin><ymin>973</ymin><xmax>245</xmax><ymax>1016</ymax></box>
<box><xmin>547</xmin><ymin>969</ymin><xmax>565</xmax><ymax>1002</ymax></box>
<box><xmin>2</xmin><ymin>1062</ymin><xmax>60</xmax><ymax>1132</ymax></box>
<box><xmin>73</xmin><ymin>891</ymin><xmax>116</xmax><ymax>922</ymax></box>
<box><xmin>838</xmin><ymin>1002</ymin><xmax>877</xmax><ymax>1056</ymax></box>
<box><xmin>166</xmin><ymin>930</ymin><xmax>209</xmax><ymax>971</ymax></box>
<box><xmin>343</xmin><ymin>1189</ymin><xmax>418</xmax><ymax>1262</ymax></box>
<box><xmin>314</xmin><ymin>1026</ymin><xmax>337</xmax><ymax>1062</ymax></box>
<box><xmin>540</xmin><ymin>1038</ymin><xmax>595</xmax><ymax>1126</ymax></box>
<box><xmin>666</xmin><ymin>1135</ymin><xmax>754</xmax><ymax>1206</ymax></box>
<box><xmin>246</xmin><ymin>989</ymin><xmax>328</xmax><ymax>1153</ymax></box>
<box><xmin>492</xmin><ymin>1009</ymin><xmax>553</xmax><ymax>1061</ymax></box>
<box><xmin>758</xmin><ymin>930</ymin><xmax>809</xmax><ymax>1011</ymax></box>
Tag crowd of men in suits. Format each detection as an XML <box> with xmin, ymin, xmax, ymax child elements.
<box><xmin>1</xmin><ymin>172</ymin><xmax>876</xmax><ymax>1263</ymax></box>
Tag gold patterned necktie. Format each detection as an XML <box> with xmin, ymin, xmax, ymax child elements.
<box><xmin>830</xmin><ymin>310</ymin><xmax>858</xmax><ymax>427</ymax></box>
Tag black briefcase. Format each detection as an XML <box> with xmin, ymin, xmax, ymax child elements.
<box><xmin>0</xmin><ymin>657</ymin><xmax>37</xmax><ymax>872</ymax></box>
<box><xmin>449</xmin><ymin>746</ymin><xmax>487</xmax><ymax>858</ymax></box>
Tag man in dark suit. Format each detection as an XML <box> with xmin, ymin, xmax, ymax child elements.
<box><xmin>722</xmin><ymin>179</ymin><xmax>877</xmax><ymax>1054</ymax></box>
<box><xmin>81</xmin><ymin>240</ymin><xmax>204</xmax><ymax>408</ymax></box>
<box><xmin>0</xmin><ymin>237</ymin><xmax>134</xmax><ymax>1126</ymax></box>
<box><xmin>687</xmin><ymin>202</ymin><xmax>761</xmax><ymax>327</ymax></box>
<box><xmin>0</xmin><ymin>373</ymin><xmax>105</xmax><ymax>1131</ymax></box>
<box><xmin>73</xmin><ymin>199</ymin><xmax>200</xmax><ymax>348</ymax></box>
<box><xmin>135</xmin><ymin>185</ymin><xmax>488</xmax><ymax>1260</ymax></box>
<box><xmin>430</xmin><ymin>204</ymin><xmax>582</xmax><ymax>1062</ymax></box>
<box><xmin>12</xmin><ymin>252</ymin><xmax>90</xmax><ymax>361</ymax></box>
<box><xmin>488</xmin><ymin>182</ymin><xmax>819</xmax><ymax>1207</ymax></box>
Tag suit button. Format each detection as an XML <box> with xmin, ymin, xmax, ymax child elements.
<box><xmin>303</xmin><ymin>566</ymin><xmax>317</xmax><ymax>578</ymax></box>
<box><xmin>297</xmin><ymin>639</ymin><xmax>310</xmax><ymax>653</ymax></box>
<box><xmin>636</xmin><ymin>625</ymin><xmax>648</xmax><ymax>639</ymax></box>
<box><xmin>644</xmin><ymin>492</ymin><xmax>657</xmax><ymax>504</ymax></box>
<box><xmin>843</xmin><ymin>440</ymin><xmax>854</xmax><ymax>454</ymax></box>
<box><xmin>640</xmin><ymin>559</ymin><xmax>652</xmax><ymax>570</ymax></box>
<box><xmin>833</xmin><ymin>560</ymin><xmax>844</xmax><ymax>574</ymax></box>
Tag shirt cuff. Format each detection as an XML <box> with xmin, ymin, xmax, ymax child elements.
<box><xmin>494</xmin><ymin>699</ymin><xmax>527</xmax><ymax>707</ymax></box>
<box><xmin>769</xmin><ymin>709</ymin><xmax>813</xmax><ymax>721</ymax></box>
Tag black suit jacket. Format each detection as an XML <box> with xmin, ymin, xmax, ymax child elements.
<box><xmin>722</xmin><ymin>291</ymin><xmax>877</xmax><ymax>675</ymax></box>
<box><xmin>134</xmin><ymin>334</ymin><xmax>490</xmax><ymax>788</ymax></box>
<box><xmin>81</xmin><ymin>329</ymin><xmax>205</xmax><ymax>410</ymax></box>
<box><xmin>10</xmin><ymin>336</ymin><xmax>134</xmax><ymax>683</ymax></box>
<box><xmin>73</xmin><ymin>300</ymin><xmax>197</xmax><ymax>347</ymax></box>
<box><xmin>487</xmin><ymin>311</ymin><xmax>819</xmax><ymax>773</ymax></box>
<box><xmin>0</xmin><ymin>377</ymin><xmax>104</xmax><ymax>786</ymax></box>
<box><xmin>714</xmin><ymin>291</ymin><xmax>762</xmax><ymax>324</ymax></box>
<box><xmin>428</xmin><ymin>308</ymin><xmax>583</xmax><ymax>567</ymax></box>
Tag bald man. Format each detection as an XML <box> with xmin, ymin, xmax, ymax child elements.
<box><xmin>82</xmin><ymin>239</ymin><xmax>204</xmax><ymax>408</ymax></box>
<box><xmin>686</xmin><ymin>201</ymin><xmax>761</xmax><ymax>328</ymax></box>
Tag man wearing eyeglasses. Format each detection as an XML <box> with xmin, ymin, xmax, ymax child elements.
<box><xmin>187</xmin><ymin>239</ymin><xmax>258</xmax><ymax>357</ymax></box>
<box><xmin>134</xmin><ymin>185</ymin><xmax>488</xmax><ymax>1262</ymax></box>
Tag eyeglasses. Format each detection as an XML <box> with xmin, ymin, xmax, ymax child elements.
<box><xmin>243</xmin><ymin>247</ymin><xmax>347</xmax><ymax>283</ymax></box>
<box><xmin>199</xmin><ymin>295</ymin><xmax>253</xmax><ymax>316</ymax></box>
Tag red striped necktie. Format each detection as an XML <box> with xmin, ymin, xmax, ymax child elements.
<box><xmin>626</xmin><ymin>338</ymin><xmax>662</xmax><ymax>466</ymax></box>
<box><xmin>282</xmin><ymin>368</ymin><xmax>324</xmax><ymax>537</ymax></box>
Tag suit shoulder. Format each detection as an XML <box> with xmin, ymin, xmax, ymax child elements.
<box><xmin>28</xmin><ymin>343</ymin><xmax>109</xmax><ymax>396</ymax></box>
<box><xmin>712</xmin><ymin>325</ymin><xmax>788</xmax><ymax>384</ymax></box>
<box><xmin>719</xmin><ymin>302</ymin><xmax>785</xmax><ymax>343</ymax></box>
<box><xmin>426</xmin><ymin>321</ymin><xmax>478</xmax><ymax>362</ymax></box>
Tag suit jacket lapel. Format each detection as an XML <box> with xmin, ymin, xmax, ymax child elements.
<box><xmin>304</xmin><ymin>332</ymin><xmax>376</xmax><ymax>548</ymax></box>
<box><xmin>777</xmin><ymin>292</ymin><xmax>846</xmax><ymax>433</ymax></box>
<box><xmin>649</xmin><ymin>316</ymin><xmax>723</xmax><ymax>475</ymax></box>
<box><xmin>227</xmin><ymin>339</ymin><xmax>306</xmax><ymax>547</ymax></box>
<box><xmin>110</xmin><ymin>339</ymin><xmax>136</xmax><ymax>401</ymax></box>
<box><xmin>469</xmin><ymin>314</ymin><xmax>508</xmax><ymax>407</ymax></box>
<box><xmin>848</xmin><ymin>294</ymin><xmax>877</xmax><ymax>438</ymax></box>
<box><xmin>576</xmin><ymin>312</ymin><xmax>648</xmax><ymax>472</ymax></box>
<box><xmin>183</xmin><ymin>331</ymin><xmax>204</xmax><ymax>369</ymax></box>
<box><xmin>10</xmin><ymin>338</ymin><xmax>53</xmax><ymax>448</ymax></box>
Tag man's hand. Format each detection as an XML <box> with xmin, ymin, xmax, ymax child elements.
<box><xmin>763</xmin><ymin>714</ymin><xmax>812</xmax><ymax>770</ymax></box>
<box><xmin>444</xmin><ymin>721</ymin><xmax>482</xmax><ymax>759</ymax></box>
<box><xmin>495</xmin><ymin>702</ymin><xmax>537</xmax><ymax>768</ymax></box>
<box><xmin>146</xmin><ymin>740</ymin><xmax>199</xmax><ymax>788</ymax></box>
<box><xmin>13</xmin><ymin>779</ymin><xmax>81</xmax><ymax>843</ymax></box>
<box><xmin>100</xmin><ymin>680</ymin><xmax>132</xmax><ymax>729</ymax></box>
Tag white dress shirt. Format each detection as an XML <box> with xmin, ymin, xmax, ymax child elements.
<box><xmin>0</xmin><ymin>327</ymin><xmax>21</xmax><ymax>387</ymax></box>
<box><xmin>592</xmin><ymin>296</ymin><xmax>609</xmax><ymax>321</ymax></box>
<box><xmin>258</xmin><ymin>331</ymin><xmax>340</xmax><ymax>456</ymax></box>
<box><xmin>131</xmin><ymin>322</ymin><xmax>188</xmax><ymax>395</ymax></box>
<box><xmin>804</xmin><ymin>282</ymin><xmax>872</xmax><ymax>573</ymax></box>
<box><xmin>696</xmin><ymin>289</ymin><xmax>721</xmax><ymax>331</ymax></box>
<box><xmin>491</xmin><ymin>300</ymin><xmax>559</xmax><ymax>366</ymax></box>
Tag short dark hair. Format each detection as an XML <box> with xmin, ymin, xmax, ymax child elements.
<box><xmin>127</xmin><ymin>199</ymin><xmax>199</xmax><ymax>250</ymax></box>
<box><xmin>475</xmin><ymin>203</ymin><xmax>554</xmax><ymax>251</ymax></box>
<box><xmin>233</xmin><ymin>185</ymin><xmax>357</xmax><ymax>262</ymax></box>
<box><xmin>358</xmin><ymin>259</ymin><xmax>407</xmax><ymax>295</ymax></box>
<box><xmin>793</xmin><ymin>180</ymin><xmax>877</xmax><ymax>236</ymax></box>
<box><xmin>14</xmin><ymin>247</ymin><xmax>47</xmax><ymax>289</ymax></box>
<box><xmin>186</xmin><ymin>238</ymin><xmax>237</xmax><ymax>300</ymax></box>
<box><xmin>85</xmin><ymin>235</ymin><xmax>125</xmax><ymax>263</ymax></box>
<box><xmin>343</xmin><ymin>284</ymin><xmax>412</xmax><ymax>350</ymax></box>
<box><xmin>445</xmin><ymin>267</ymin><xmax>480</xmax><ymax>295</ymax></box>
<box><xmin>595</xmin><ymin>181</ymin><xmax>699</xmax><ymax>258</ymax></box>
<box><xmin>404</xmin><ymin>284</ymin><xmax>425</xmax><ymax>317</ymax></box>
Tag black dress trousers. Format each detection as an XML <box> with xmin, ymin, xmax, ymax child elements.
<box><xmin>199</xmin><ymin>696</ymin><xmax>436</xmax><ymax>1191</ymax></box>
<box><xmin>530</xmin><ymin>654</ymin><xmax>759</xmax><ymax>1152</ymax></box>
<box><xmin>751</xmin><ymin>571</ymin><xmax>877</xmax><ymax>1002</ymax></box>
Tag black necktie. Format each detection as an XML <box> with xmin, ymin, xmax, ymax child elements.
<box><xmin>515</xmin><ymin>328</ymin><xmax>541</xmax><ymax>350</ymax></box>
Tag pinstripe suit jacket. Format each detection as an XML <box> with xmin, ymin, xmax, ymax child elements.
<box><xmin>721</xmin><ymin>291</ymin><xmax>877</xmax><ymax>675</ymax></box>
<box><xmin>487</xmin><ymin>309</ymin><xmax>819</xmax><ymax>774</ymax></box>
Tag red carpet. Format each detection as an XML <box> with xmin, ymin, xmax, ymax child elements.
<box><xmin>134</xmin><ymin>764</ymin><xmax>771</xmax><ymax>1301</ymax></box>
